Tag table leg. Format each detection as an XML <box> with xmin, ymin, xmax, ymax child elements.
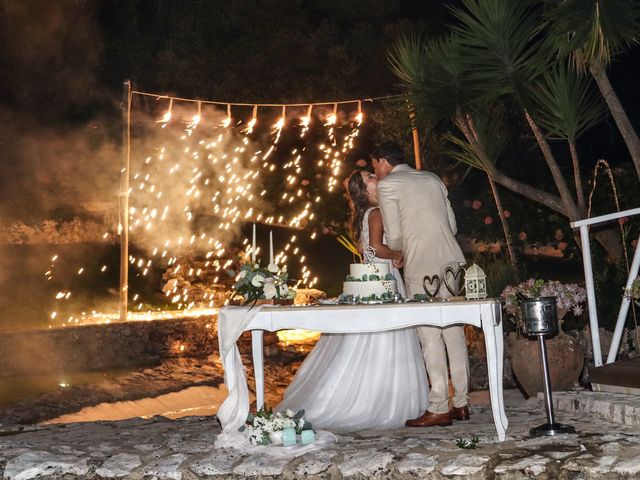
<box><xmin>494</xmin><ymin>306</ymin><xmax>508</xmax><ymax>429</ymax></box>
<box><xmin>251</xmin><ymin>330</ymin><xmax>265</xmax><ymax>410</ymax></box>
<box><xmin>482</xmin><ymin>308</ymin><xmax>508</xmax><ymax>441</ymax></box>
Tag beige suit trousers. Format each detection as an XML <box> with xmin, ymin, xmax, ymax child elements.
<box><xmin>378</xmin><ymin>165</ymin><xmax>470</xmax><ymax>414</ymax></box>
<box><xmin>416</xmin><ymin>325</ymin><xmax>469</xmax><ymax>413</ymax></box>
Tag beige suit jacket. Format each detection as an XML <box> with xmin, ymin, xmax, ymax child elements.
<box><xmin>377</xmin><ymin>164</ymin><xmax>465</xmax><ymax>297</ymax></box>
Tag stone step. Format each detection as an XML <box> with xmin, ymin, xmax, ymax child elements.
<box><xmin>548</xmin><ymin>391</ymin><xmax>640</xmax><ymax>428</ymax></box>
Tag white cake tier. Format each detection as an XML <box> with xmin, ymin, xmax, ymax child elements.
<box><xmin>349</xmin><ymin>263</ymin><xmax>390</xmax><ymax>278</ymax></box>
<box><xmin>343</xmin><ymin>280</ymin><xmax>397</xmax><ymax>298</ymax></box>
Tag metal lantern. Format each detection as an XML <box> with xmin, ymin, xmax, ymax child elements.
<box><xmin>464</xmin><ymin>263</ymin><xmax>487</xmax><ymax>300</ymax></box>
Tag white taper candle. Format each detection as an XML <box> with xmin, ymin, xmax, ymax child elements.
<box><xmin>269</xmin><ymin>230</ymin><xmax>274</xmax><ymax>265</ymax></box>
<box><xmin>252</xmin><ymin>223</ymin><xmax>256</xmax><ymax>262</ymax></box>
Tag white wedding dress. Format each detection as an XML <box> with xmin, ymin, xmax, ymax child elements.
<box><xmin>276</xmin><ymin>207</ymin><xmax>428</xmax><ymax>431</ymax></box>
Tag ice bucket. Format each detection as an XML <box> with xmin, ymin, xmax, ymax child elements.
<box><xmin>519</xmin><ymin>296</ymin><xmax>558</xmax><ymax>336</ymax></box>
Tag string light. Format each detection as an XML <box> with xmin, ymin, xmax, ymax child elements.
<box><xmin>222</xmin><ymin>104</ymin><xmax>232</xmax><ymax>128</ymax></box>
<box><xmin>356</xmin><ymin>100</ymin><xmax>364</xmax><ymax>125</ymax></box>
<box><xmin>45</xmin><ymin>89</ymin><xmax>388</xmax><ymax>327</ymax></box>
<box><xmin>157</xmin><ymin>98</ymin><xmax>173</xmax><ymax>126</ymax></box>
<box><xmin>245</xmin><ymin>105</ymin><xmax>258</xmax><ymax>134</ymax></box>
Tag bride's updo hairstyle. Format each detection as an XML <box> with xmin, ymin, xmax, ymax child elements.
<box><xmin>346</xmin><ymin>170</ymin><xmax>369</xmax><ymax>248</ymax></box>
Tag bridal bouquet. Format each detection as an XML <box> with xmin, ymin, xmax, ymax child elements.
<box><xmin>501</xmin><ymin>279</ymin><xmax>587</xmax><ymax>318</ymax></box>
<box><xmin>240</xmin><ymin>407</ymin><xmax>315</xmax><ymax>446</ymax></box>
<box><xmin>231</xmin><ymin>262</ymin><xmax>295</xmax><ymax>305</ymax></box>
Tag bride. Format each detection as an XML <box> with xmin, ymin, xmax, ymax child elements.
<box><xmin>276</xmin><ymin>169</ymin><xmax>429</xmax><ymax>430</ymax></box>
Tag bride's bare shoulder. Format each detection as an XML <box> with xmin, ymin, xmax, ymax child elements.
<box><xmin>367</xmin><ymin>207</ymin><xmax>382</xmax><ymax>222</ymax></box>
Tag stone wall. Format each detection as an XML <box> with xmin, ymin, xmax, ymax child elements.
<box><xmin>0</xmin><ymin>317</ymin><xmax>216</xmax><ymax>376</ymax></box>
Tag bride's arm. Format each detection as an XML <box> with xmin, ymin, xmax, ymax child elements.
<box><xmin>367</xmin><ymin>209</ymin><xmax>403</xmax><ymax>263</ymax></box>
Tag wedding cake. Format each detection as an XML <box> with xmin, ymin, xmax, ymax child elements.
<box><xmin>342</xmin><ymin>262</ymin><xmax>397</xmax><ymax>300</ymax></box>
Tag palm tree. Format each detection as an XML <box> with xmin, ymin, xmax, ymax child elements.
<box><xmin>450</xmin><ymin>0</ymin><xmax>584</xmax><ymax>222</ymax></box>
<box><xmin>529</xmin><ymin>64</ymin><xmax>607</xmax><ymax>211</ymax></box>
<box><xmin>446</xmin><ymin>111</ymin><xmax>517</xmax><ymax>264</ymax></box>
<box><xmin>390</xmin><ymin>0</ymin><xmax>623</xmax><ymax>260</ymax></box>
<box><xmin>545</xmin><ymin>0</ymin><xmax>640</xmax><ymax>179</ymax></box>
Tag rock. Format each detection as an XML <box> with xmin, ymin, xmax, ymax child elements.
<box><xmin>142</xmin><ymin>453</ymin><xmax>188</xmax><ymax>480</ymax></box>
<box><xmin>494</xmin><ymin>454</ymin><xmax>551</xmax><ymax>476</ymax></box>
<box><xmin>3</xmin><ymin>451</ymin><xmax>89</xmax><ymax>480</ymax></box>
<box><xmin>396</xmin><ymin>452</ymin><xmax>438</xmax><ymax>475</ymax></box>
<box><xmin>440</xmin><ymin>454</ymin><xmax>490</xmax><ymax>476</ymax></box>
<box><xmin>232</xmin><ymin>454</ymin><xmax>290</xmax><ymax>476</ymax></box>
<box><xmin>613</xmin><ymin>456</ymin><xmax>640</xmax><ymax>474</ymax></box>
<box><xmin>189</xmin><ymin>450</ymin><xmax>243</xmax><ymax>476</ymax></box>
<box><xmin>95</xmin><ymin>453</ymin><xmax>142</xmax><ymax>478</ymax></box>
<box><xmin>294</xmin><ymin>450</ymin><xmax>336</xmax><ymax>476</ymax></box>
<box><xmin>338</xmin><ymin>450</ymin><xmax>395</xmax><ymax>477</ymax></box>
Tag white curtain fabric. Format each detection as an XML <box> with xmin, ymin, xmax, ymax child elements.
<box><xmin>216</xmin><ymin>305</ymin><xmax>262</xmax><ymax>433</ymax></box>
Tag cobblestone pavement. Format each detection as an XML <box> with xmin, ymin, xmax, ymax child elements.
<box><xmin>3</xmin><ymin>391</ymin><xmax>640</xmax><ymax>479</ymax></box>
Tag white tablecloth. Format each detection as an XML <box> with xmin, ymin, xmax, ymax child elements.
<box><xmin>216</xmin><ymin>300</ymin><xmax>508</xmax><ymax>441</ymax></box>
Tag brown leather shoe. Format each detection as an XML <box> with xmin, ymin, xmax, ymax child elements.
<box><xmin>405</xmin><ymin>411</ymin><xmax>452</xmax><ymax>427</ymax></box>
<box><xmin>451</xmin><ymin>405</ymin><xmax>470</xmax><ymax>421</ymax></box>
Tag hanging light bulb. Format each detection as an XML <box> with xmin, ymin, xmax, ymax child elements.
<box><xmin>273</xmin><ymin>105</ymin><xmax>286</xmax><ymax>143</ymax></box>
<box><xmin>157</xmin><ymin>98</ymin><xmax>173</xmax><ymax>125</ymax></box>
<box><xmin>356</xmin><ymin>100</ymin><xmax>364</xmax><ymax>125</ymax></box>
<box><xmin>187</xmin><ymin>101</ymin><xmax>202</xmax><ymax>131</ymax></box>
<box><xmin>300</xmin><ymin>104</ymin><xmax>313</xmax><ymax>137</ymax></box>
<box><xmin>222</xmin><ymin>104</ymin><xmax>232</xmax><ymax>128</ymax></box>
<box><xmin>325</xmin><ymin>103</ymin><xmax>338</xmax><ymax>125</ymax></box>
<box><xmin>245</xmin><ymin>105</ymin><xmax>258</xmax><ymax>134</ymax></box>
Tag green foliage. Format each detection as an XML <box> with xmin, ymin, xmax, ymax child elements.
<box><xmin>446</xmin><ymin>107</ymin><xmax>511</xmax><ymax>172</ymax></box>
<box><xmin>450</xmin><ymin>0</ymin><xmax>552</xmax><ymax>105</ymax></box>
<box><xmin>529</xmin><ymin>64</ymin><xmax>607</xmax><ymax>142</ymax></box>
<box><xmin>545</xmin><ymin>0</ymin><xmax>640</xmax><ymax>71</ymax></box>
<box><xmin>456</xmin><ymin>436</ymin><xmax>480</xmax><ymax>449</ymax></box>
<box><xmin>481</xmin><ymin>255</ymin><xmax>522</xmax><ymax>298</ymax></box>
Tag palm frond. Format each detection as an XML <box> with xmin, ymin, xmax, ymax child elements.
<box><xmin>446</xmin><ymin>109</ymin><xmax>511</xmax><ymax>172</ymax></box>
<box><xmin>450</xmin><ymin>0</ymin><xmax>552</xmax><ymax>103</ymax></box>
<box><xmin>545</xmin><ymin>0</ymin><xmax>640</xmax><ymax>71</ymax></box>
<box><xmin>389</xmin><ymin>34</ymin><xmax>478</xmax><ymax>123</ymax></box>
<box><xmin>529</xmin><ymin>63</ymin><xmax>607</xmax><ymax>141</ymax></box>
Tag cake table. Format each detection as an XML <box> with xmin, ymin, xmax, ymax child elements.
<box><xmin>217</xmin><ymin>299</ymin><xmax>508</xmax><ymax>441</ymax></box>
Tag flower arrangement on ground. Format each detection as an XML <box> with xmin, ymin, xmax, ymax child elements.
<box><xmin>501</xmin><ymin>278</ymin><xmax>587</xmax><ymax>319</ymax></box>
<box><xmin>239</xmin><ymin>406</ymin><xmax>315</xmax><ymax>446</ymax></box>
<box><xmin>231</xmin><ymin>262</ymin><xmax>295</xmax><ymax>305</ymax></box>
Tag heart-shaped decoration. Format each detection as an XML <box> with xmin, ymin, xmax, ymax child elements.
<box><xmin>444</xmin><ymin>266</ymin><xmax>465</xmax><ymax>296</ymax></box>
<box><xmin>422</xmin><ymin>274</ymin><xmax>441</xmax><ymax>298</ymax></box>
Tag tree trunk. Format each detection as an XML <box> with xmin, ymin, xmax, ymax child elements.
<box><xmin>524</xmin><ymin>110</ymin><xmax>582</xmax><ymax>222</ymax></box>
<box><xmin>569</xmin><ymin>141</ymin><xmax>586</xmax><ymax>211</ymax></box>
<box><xmin>455</xmin><ymin>112</ymin><xmax>567</xmax><ymax>215</ymax></box>
<box><xmin>590</xmin><ymin>64</ymin><xmax>640</xmax><ymax>179</ymax></box>
<box><xmin>455</xmin><ymin>111</ymin><xmax>623</xmax><ymax>261</ymax></box>
<box><xmin>487</xmin><ymin>176</ymin><xmax>517</xmax><ymax>265</ymax></box>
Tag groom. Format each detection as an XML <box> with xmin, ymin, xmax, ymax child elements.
<box><xmin>373</xmin><ymin>142</ymin><xmax>470</xmax><ymax>427</ymax></box>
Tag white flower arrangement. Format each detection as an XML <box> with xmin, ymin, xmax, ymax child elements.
<box><xmin>239</xmin><ymin>407</ymin><xmax>314</xmax><ymax>445</ymax></box>
<box><xmin>231</xmin><ymin>262</ymin><xmax>295</xmax><ymax>305</ymax></box>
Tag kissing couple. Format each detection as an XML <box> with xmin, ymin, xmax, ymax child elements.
<box><xmin>278</xmin><ymin>142</ymin><xmax>470</xmax><ymax>430</ymax></box>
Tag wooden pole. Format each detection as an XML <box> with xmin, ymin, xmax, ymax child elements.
<box><xmin>119</xmin><ymin>80</ymin><xmax>132</xmax><ymax>322</ymax></box>
<box><xmin>412</xmin><ymin>126</ymin><xmax>422</xmax><ymax>170</ymax></box>
<box><xmin>408</xmin><ymin>106</ymin><xmax>422</xmax><ymax>170</ymax></box>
